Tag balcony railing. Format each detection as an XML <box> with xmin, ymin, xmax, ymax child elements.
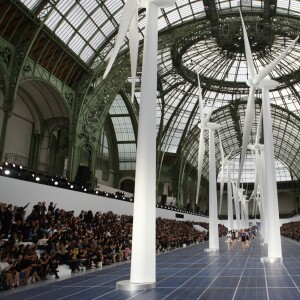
<box><xmin>4</xmin><ymin>153</ymin><xmax>62</xmax><ymax>175</ymax></box>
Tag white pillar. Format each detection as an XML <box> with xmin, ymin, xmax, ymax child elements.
<box><xmin>261</xmin><ymin>86</ymin><xmax>282</xmax><ymax>261</ymax></box>
<box><xmin>205</xmin><ymin>128</ymin><xmax>219</xmax><ymax>252</ymax></box>
<box><xmin>129</xmin><ymin>1</ymin><xmax>158</xmax><ymax>285</ymax></box>
<box><xmin>245</xmin><ymin>201</ymin><xmax>249</xmax><ymax>229</ymax></box>
<box><xmin>260</xmin><ymin>151</ymin><xmax>268</xmax><ymax>244</ymax></box>
<box><xmin>234</xmin><ymin>187</ymin><xmax>241</xmax><ymax>230</ymax></box>
<box><xmin>227</xmin><ymin>161</ymin><xmax>234</xmax><ymax>231</ymax></box>
<box><xmin>240</xmin><ymin>198</ymin><xmax>245</xmax><ymax>229</ymax></box>
<box><xmin>257</xmin><ymin>147</ymin><xmax>266</xmax><ymax>242</ymax></box>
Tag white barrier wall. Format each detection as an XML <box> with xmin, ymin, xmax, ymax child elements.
<box><xmin>0</xmin><ymin>176</ymin><xmax>208</xmax><ymax>223</ymax></box>
<box><xmin>2</xmin><ymin>176</ymin><xmax>295</xmax><ymax>228</ymax></box>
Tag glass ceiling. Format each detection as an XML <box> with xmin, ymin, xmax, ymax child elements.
<box><xmin>109</xmin><ymin>94</ymin><xmax>136</xmax><ymax>171</ymax></box>
<box><xmin>19</xmin><ymin>0</ymin><xmax>300</xmax><ymax>181</ymax></box>
<box><xmin>217</xmin><ymin>154</ymin><xmax>292</xmax><ymax>183</ymax></box>
<box><xmin>19</xmin><ymin>0</ymin><xmax>300</xmax><ymax>64</ymax></box>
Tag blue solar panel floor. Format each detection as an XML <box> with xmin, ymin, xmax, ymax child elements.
<box><xmin>2</xmin><ymin>236</ymin><xmax>300</xmax><ymax>300</ymax></box>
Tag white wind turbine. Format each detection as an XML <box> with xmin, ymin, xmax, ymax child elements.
<box><xmin>239</xmin><ymin>10</ymin><xmax>299</xmax><ymax>260</ymax></box>
<box><xmin>247</xmin><ymin>112</ymin><xmax>263</xmax><ymax>218</ymax></box>
<box><xmin>203</xmin><ymin>121</ymin><xmax>223</xmax><ymax>252</ymax></box>
<box><xmin>231</xmin><ymin>171</ymin><xmax>242</xmax><ymax>230</ymax></box>
<box><xmin>195</xmin><ymin>78</ymin><xmax>221</xmax><ymax>252</ymax></box>
<box><xmin>237</xmin><ymin>10</ymin><xmax>298</xmax><ymax>188</ymax></box>
<box><xmin>226</xmin><ymin>159</ymin><xmax>234</xmax><ymax>231</ymax></box>
<box><xmin>195</xmin><ymin>74</ymin><xmax>214</xmax><ymax>205</ymax></box>
<box><xmin>238</xmin><ymin>186</ymin><xmax>247</xmax><ymax>228</ymax></box>
<box><xmin>218</xmin><ymin>131</ymin><xmax>232</xmax><ymax>215</ymax></box>
<box><xmin>103</xmin><ymin>0</ymin><xmax>177</xmax><ymax>290</ymax></box>
<box><xmin>103</xmin><ymin>0</ymin><xmax>139</xmax><ymax>102</ymax></box>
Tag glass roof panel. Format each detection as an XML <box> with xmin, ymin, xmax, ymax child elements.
<box><xmin>190</xmin><ymin>1</ymin><xmax>206</xmax><ymax>16</ymax></box>
<box><xmin>45</xmin><ymin>9</ymin><xmax>62</xmax><ymax>30</ymax></box>
<box><xmin>111</xmin><ymin>117</ymin><xmax>135</xmax><ymax>141</ymax></box>
<box><xmin>290</xmin><ymin>1</ymin><xmax>300</xmax><ymax>15</ymax></box>
<box><xmin>109</xmin><ymin>94</ymin><xmax>136</xmax><ymax>170</ymax></box>
<box><xmin>69</xmin><ymin>35</ymin><xmax>85</xmax><ymax>55</ymax></box>
<box><xmin>67</xmin><ymin>4</ymin><xmax>87</xmax><ymax>27</ymax></box>
<box><xmin>117</xmin><ymin>144</ymin><xmax>137</xmax><ymax>160</ymax></box>
<box><xmin>54</xmin><ymin>20</ymin><xmax>75</xmax><ymax>44</ymax></box>
<box><xmin>105</xmin><ymin>0</ymin><xmax>122</xmax><ymax>16</ymax></box>
<box><xmin>17</xmin><ymin>0</ymin><xmax>300</xmax><ymax>180</ymax></box>
<box><xmin>110</xmin><ymin>94</ymin><xmax>129</xmax><ymax>115</ymax></box>
<box><xmin>163</xmin><ymin>8</ymin><xmax>182</xmax><ymax>25</ymax></box>
<box><xmin>80</xmin><ymin>0</ymin><xmax>98</xmax><ymax>14</ymax></box>
<box><xmin>177</xmin><ymin>4</ymin><xmax>193</xmax><ymax>20</ymax></box>
<box><xmin>78</xmin><ymin>18</ymin><xmax>97</xmax><ymax>41</ymax></box>
<box><xmin>20</xmin><ymin>0</ymin><xmax>40</xmax><ymax>10</ymax></box>
<box><xmin>217</xmin><ymin>154</ymin><xmax>292</xmax><ymax>183</ymax></box>
<box><xmin>119</xmin><ymin>162</ymin><xmax>136</xmax><ymax>171</ymax></box>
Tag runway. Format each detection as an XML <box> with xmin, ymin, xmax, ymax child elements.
<box><xmin>2</xmin><ymin>235</ymin><xmax>300</xmax><ymax>300</ymax></box>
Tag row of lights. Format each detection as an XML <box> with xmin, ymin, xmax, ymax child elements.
<box><xmin>156</xmin><ymin>203</ymin><xmax>206</xmax><ymax>216</ymax></box>
<box><xmin>0</xmin><ymin>162</ymin><xmax>134</xmax><ymax>202</ymax></box>
<box><xmin>1</xmin><ymin>162</ymin><xmax>201</xmax><ymax>214</ymax></box>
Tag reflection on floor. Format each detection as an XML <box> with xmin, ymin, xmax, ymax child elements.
<box><xmin>2</xmin><ymin>236</ymin><xmax>300</xmax><ymax>300</ymax></box>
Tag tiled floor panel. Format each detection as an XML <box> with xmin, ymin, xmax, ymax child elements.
<box><xmin>2</xmin><ymin>236</ymin><xmax>300</xmax><ymax>299</ymax></box>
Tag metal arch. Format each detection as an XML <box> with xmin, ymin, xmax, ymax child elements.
<box><xmin>168</xmin><ymin>12</ymin><xmax>300</xmax><ymax>93</ymax></box>
<box><xmin>180</xmin><ymin>101</ymin><xmax>300</xmax><ymax>181</ymax></box>
<box><xmin>203</xmin><ymin>0</ymin><xmax>220</xmax><ymax>41</ymax></box>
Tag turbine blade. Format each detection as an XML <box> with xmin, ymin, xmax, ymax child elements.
<box><xmin>203</xmin><ymin>104</ymin><xmax>215</xmax><ymax>126</ymax></box>
<box><xmin>224</xmin><ymin>150</ymin><xmax>233</xmax><ymax>164</ymax></box>
<box><xmin>218</xmin><ymin>131</ymin><xmax>224</xmax><ymax>161</ymax></box>
<box><xmin>219</xmin><ymin>164</ymin><xmax>225</xmax><ymax>215</ymax></box>
<box><xmin>253</xmin><ymin>36</ymin><xmax>299</xmax><ymax>84</ymax></box>
<box><xmin>197</xmin><ymin>74</ymin><xmax>204</xmax><ymax>121</ymax></box>
<box><xmin>239</xmin><ymin>9</ymin><xmax>256</xmax><ymax>78</ymax></box>
<box><xmin>128</xmin><ymin>9</ymin><xmax>139</xmax><ymax>102</ymax></box>
<box><xmin>196</xmin><ymin>129</ymin><xmax>205</xmax><ymax>204</ymax></box>
<box><xmin>103</xmin><ymin>0</ymin><xmax>137</xmax><ymax>79</ymax></box>
<box><xmin>237</xmin><ymin>86</ymin><xmax>255</xmax><ymax>186</ymax></box>
<box><xmin>218</xmin><ymin>133</ymin><xmax>232</xmax><ymax>215</ymax></box>
<box><xmin>251</xmin><ymin>179</ymin><xmax>258</xmax><ymax>217</ymax></box>
<box><xmin>255</xmin><ymin>110</ymin><xmax>262</xmax><ymax>145</ymax></box>
<box><xmin>220</xmin><ymin>151</ymin><xmax>233</xmax><ymax>216</ymax></box>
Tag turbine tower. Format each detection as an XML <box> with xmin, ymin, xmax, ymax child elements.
<box><xmin>227</xmin><ymin>160</ymin><xmax>234</xmax><ymax>231</ymax></box>
<box><xmin>239</xmin><ymin>10</ymin><xmax>299</xmax><ymax>261</ymax></box>
<box><xmin>104</xmin><ymin>0</ymin><xmax>176</xmax><ymax>290</ymax></box>
<box><xmin>195</xmin><ymin>75</ymin><xmax>214</xmax><ymax>205</ymax></box>
<box><xmin>218</xmin><ymin>132</ymin><xmax>232</xmax><ymax>215</ymax></box>
<box><xmin>204</xmin><ymin>121</ymin><xmax>222</xmax><ymax>252</ymax></box>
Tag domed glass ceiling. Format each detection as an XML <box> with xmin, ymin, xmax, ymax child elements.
<box><xmin>19</xmin><ymin>0</ymin><xmax>300</xmax><ymax>181</ymax></box>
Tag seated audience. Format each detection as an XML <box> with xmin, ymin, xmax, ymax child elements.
<box><xmin>0</xmin><ymin>200</ymin><xmax>218</xmax><ymax>291</ymax></box>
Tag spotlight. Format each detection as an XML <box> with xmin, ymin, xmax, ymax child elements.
<box><xmin>4</xmin><ymin>170</ymin><xmax>10</xmax><ymax>175</ymax></box>
<box><xmin>36</xmin><ymin>177</ymin><xmax>40</xmax><ymax>182</ymax></box>
<box><xmin>70</xmin><ymin>185</ymin><xmax>74</xmax><ymax>189</ymax></box>
<box><xmin>54</xmin><ymin>181</ymin><xmax>58</xmax><ymax>186</ymax></box>
<box><xmin>84</xmin><ymin>188</ymin><xmax>87</xmax><ymax>192</ymax></box>
<box><xmin>95</xmin><ymin>190</ymin><xmax>99</xmax><ymax>194</ymax></box>
<box><xmin>12</xmin><ymin>164</ymin><xmax>15</xmax><ymax>167</ymax></box>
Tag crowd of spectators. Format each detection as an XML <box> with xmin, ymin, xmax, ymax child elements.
<box><xmin>280</xmin><ymin>221</ymin><xmax>300</xmax><ymax>242</ymax></box>
<box><xmin>0</xmin><ymin>200</ymin><xmax>226</xmax><ymax>291</ymax></box>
